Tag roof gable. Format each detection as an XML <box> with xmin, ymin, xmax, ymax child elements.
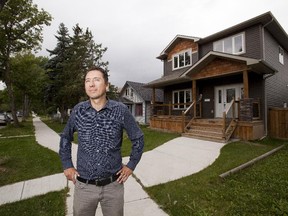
<box><xmin>120</xmin><ymin>81</ymin><xmax>163</xmax><ymax>102</ymax></box>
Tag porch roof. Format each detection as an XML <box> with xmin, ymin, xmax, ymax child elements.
<box><xmin>182</xmin><ymin>51</ymin><xmax>278</xmax><ymax>78</ymax></box>
<box><xmin>144</xmin><ymin>70</ymin><xmax>190</xmax><ymax>88</ymax></box>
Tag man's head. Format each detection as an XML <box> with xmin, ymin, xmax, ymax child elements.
<box><xmin>85</xmin><ymin>67</ymin><xmax>109</xmax><ymax>100</ymax></box>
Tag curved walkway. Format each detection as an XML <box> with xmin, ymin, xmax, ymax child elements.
<box><xmin>0</xmin><ymin>117</ymin><xmax>225</xmax><ymax>216</ymax></box>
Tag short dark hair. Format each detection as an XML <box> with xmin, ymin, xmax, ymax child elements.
<box><xmin>85</xmin><ymin>66</ymin><xmax>109</xmax><ymax>83</ymax></box>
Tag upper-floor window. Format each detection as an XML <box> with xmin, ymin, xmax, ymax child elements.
<box><xmin>172</xmin><ymin>49</ymin><xmax>192</xmax><ymax>70</ymax></box>
<box><xmin>279</xmin><ymin>46</ymin><xmax>284</xmax><ymax>65</ymax></box>
<box><xmin>125</xmin><ymin>88</ymin><xmax>134</xmax><ymax>97</ymax></box>
<box><xmin>213</xmin><ymin>33</ymin><xmax>245</xmax><ymax>55</ymax></box>
<box><xmin>173</xmin><ymin>89</ymin><xmax>192</xmax><ymax>110</ymax></box>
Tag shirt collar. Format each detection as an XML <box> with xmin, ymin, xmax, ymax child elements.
<box><xmin>83</xmin><ymin>98</ymin><xmax>117</xmax><ymax>111</ymax></box>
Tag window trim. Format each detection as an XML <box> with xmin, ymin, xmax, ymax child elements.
<box><xmin>279</xmin><ymin>46</ymin><xmax>284</xmax><ymax>65</ymax></box>
<box><xmin>213</xmin><ymin>32</ymin><xmax>245</xmax><ymax>55</ymax></box>
<box><xmin>172</xmin><ymin>49</ymin><xmax>192</xmax><ymax>70</ymax></box>
<box><xmin>172</xmin><ymin>89</ymin><xmax>192</xmax><ymax>110</ymax></box>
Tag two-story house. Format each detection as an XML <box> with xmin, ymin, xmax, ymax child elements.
<box><xmin>119</xmin><ymin>81</ymin><xmax>163</xmax><ymax>124</ymax></box>
<box><xmin>146</xmin><ymin>11</ymin><xmax>288</xmax><ymax>142</ymax></box>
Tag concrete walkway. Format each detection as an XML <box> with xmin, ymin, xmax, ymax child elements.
<box><xmin>0</xmin><ymin>117</ymin><xmax>225</xmax><ymax>215</ymax></box>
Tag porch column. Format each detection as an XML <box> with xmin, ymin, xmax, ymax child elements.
<box><xmin>192</xmin><ymin>80</ymin><xmax>197</xmax><ymax>116</ymax></box>
<box><xmin>243</xmin><ymin>69</ymin><xmax>249</xmax><ymax>99</ymax></box>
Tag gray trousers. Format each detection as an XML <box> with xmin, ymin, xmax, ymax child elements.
<box><xmin>73</xmin><ymin>179</ymin><xmax>124</xmax><ymax>216</ymax></box>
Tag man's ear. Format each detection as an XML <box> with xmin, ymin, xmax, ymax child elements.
<box><xmin>106</xmin><ymin>82</ymin><xmax>110</xmax><ymax>92</ymax></box>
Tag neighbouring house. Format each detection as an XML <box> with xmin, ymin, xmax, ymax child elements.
<box><xmin>145</xmin><ymin>11</ymin><xmax>288</xmax><ymax>142</ymax></box>
<box><xmin>119</xmin><ymin>81</ymin><xmax>163</xmax><ymax>124</ymax></box>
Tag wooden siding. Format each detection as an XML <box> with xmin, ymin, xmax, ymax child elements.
<box><xmin>191</xmin><ymin>58</ymin><xmax>246</xmax><ymax>80</ymax></box>
<box><xmin>167</xmin><ymin>40</ymin><xmax>198</xmax><ymax>60</ymax></box>
<box><xmin>233</xmin><ymin>121</ymin><xmax>265</xmax><ymax>140</ymax></box>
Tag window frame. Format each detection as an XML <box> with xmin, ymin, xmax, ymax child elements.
<box><xmin>172</xmin><ymin>49</ymin><xmax>192</xmax><ymax>70</ymax></box>
<box><xmin>172</xmin><ymin>89</ymin><xmax>192</xmax><ymax>110</ymax></box>
<box><xmin>213</xmin><ymin>32</ymin><xmax>245</xmax><ymax>55</ymax></box>
<box><xmin>279</xmin><ymin>46</ymin><xmax>284</xmax><ymax>65</ymax></box>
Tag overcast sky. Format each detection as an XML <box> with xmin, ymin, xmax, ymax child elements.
<box><xmin>31</xmin><ymin>0</ymin><xmax>288</xmax><ymax>88</ymax></box>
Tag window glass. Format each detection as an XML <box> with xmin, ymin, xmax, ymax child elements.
<box><xmin>234</xmin><ymin>35</ymin><xmax>243</xmax><ymax>53</ymax></box>
<box><xmin>179</xmin><ymin>53</ymin><xmax>185</xmax><ymax>67</ymax></box>
<box><xmin>173</xmin><ymin>90</ymin><xmax>192</xmax><ymax>110</ymax></box>
<box><xmin>226</xmin><ymin>88</ymin><xmax>235</xmax><ymax>103</ymax></box>
<box><xmin>174</xmin><ymin>56</ymin><xmax>178</xmax><ymax>68</ymax></box>
<box><xmin>224</xmin><ymin>37</ymin><xmax>232</xmax><ymax>53</ymax></box>
<box><xmin>214</xmin><ymin>41</ymin><xmax>222</xmax><ymax>52</ymax></box>
<box><xmin>279</xmin><ymin>46</ymin><xmax>284</xmax><ymax>65</ymax></box>
<box><xmin>173</xmin><ymin>92</ymin><xmax>178</xmax><ymax>109</ymax></box>
<box><xmin>179</xmin><ymin>91</ymin><xmax>185</xmax><ymax>108</ymax></box>
<box><xmin>213</xmin><ymin>33</ymin><xmax>245</xmax><ymax>55</ymax></box>
<box><xmin>185</xmin><ymin>51</ymin><xmax>191</xmax><ymax>65</ymax></box>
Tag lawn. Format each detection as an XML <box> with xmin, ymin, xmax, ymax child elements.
<box><xmin>1</xmin><ymin>118</ymin><xmax>287</xmax><ymax>216</ymax></box>
<box><xmin>0</xmin><ymin>120</ymin><xmax>62</xmax><ymax>186</ymax></box>
<box><xmin>146</xmin><ymin>139</ymin><xmax>288</xmax><ymax>215</ymax></box>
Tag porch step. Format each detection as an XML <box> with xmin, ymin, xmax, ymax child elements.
<box><xmin>183</xmin><ymin>118</ymin><xmax>226</xmax><ymax>142</ymax></box>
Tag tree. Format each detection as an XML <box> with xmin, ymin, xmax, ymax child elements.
<box><xmin>0</xmin><ymin>0</ymin><xmax>52</xmax><ymax>126</ymax></box>
<box><xmin>46</xmin><ymin>23</ymin><xmax>109</xmax><ymax>122</ymax></box>
<box><xmin>0</xmin><ymin>0</ymin><xmax>7</xmax><ymax>11</ymax></box>
<box><xmin>10</xmin><ymin>52</ymin><xmax>48</xmax><ymax>119</ymax></box>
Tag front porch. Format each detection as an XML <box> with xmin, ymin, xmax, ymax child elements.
<box><xmin>150</xmin><ymin>98</ymin><xmax>264</xmax><ymax>142</ymax></box>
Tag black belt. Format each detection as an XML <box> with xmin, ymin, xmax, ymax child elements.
<box><xmin>77</xmin><ymin>173</ymin><xmax>119</xmax><ymax>186</ymax></box>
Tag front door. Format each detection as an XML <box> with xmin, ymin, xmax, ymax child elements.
<box><xmin>215</xmin><ymin>84</ymin><xmax>243</xmax><ymax>118</ymax></box>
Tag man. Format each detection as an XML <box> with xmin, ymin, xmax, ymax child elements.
<box><xmin>59</xmin><ymin>66</ymin><xmax>144</xmax><ymax>216</ymax></box>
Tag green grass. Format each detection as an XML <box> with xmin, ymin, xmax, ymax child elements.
<box><xmin>0</xmin><ymin>189</ymin><xmax>67</xmax><ymax>216</ymax></box>
<box><xmin>41</xmin><ymin>118</ymin><xmax>180</xmax><ymax>157</ymax></box>
<box><xmin>145</xmin><ymin>139</ymin><xmax>288</xmax><ymax>216</ymax></box>
<box><xmin>0</xmin><ymin>119</ymin><xmax>63</xmax><ymax>186</ymax></box>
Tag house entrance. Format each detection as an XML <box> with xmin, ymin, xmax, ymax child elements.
<box><xmin>215</xmin><ymin>84</ymin><xmax>243</xmax><ymax>118</ymax></box>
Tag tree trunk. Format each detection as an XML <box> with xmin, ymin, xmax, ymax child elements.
<box><xmin>5</xmin><ymin>60</ymin><xmax>19</xmax><ymax>126</ymax></box>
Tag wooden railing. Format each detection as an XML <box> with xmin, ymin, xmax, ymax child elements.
<box><xmin>182</xmin><ymin>94</ymin><xmax>203</xmax><ymax>132</ymax></box>
<box><xmin>223</xmin><ymin>98</ymin><xmax>237</xmax><ymax>140</ymax></box>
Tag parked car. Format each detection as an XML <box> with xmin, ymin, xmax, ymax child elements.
<box><xmin>0</xmin><ymin>113</ymin><xmax>8</xmax><ymax>125</ymax></box>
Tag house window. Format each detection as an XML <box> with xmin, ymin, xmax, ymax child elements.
<box><xmin>172</xmin><ymin>49</ymin><xmax>192</xmax><ymax>70</ymax></box>
<box><xmin>135</xmin><ymin>104</ymin><xmax>143</xmax><ymax>116</ymax></box>
<box><xmin>125</xmin><ymin>88</ymin><xmax>134</xmax><ymax>97</ymax></box>
<box><xmin>173</xmin><ymin>89</ymin><xmax>192</xmax><ymax>110</ymax></box>
<box><xmin>279</xmin><ymin>46</ymin><xmax>284</xmax><ymax>65</ymax></box>
<box><xmin>213</xmin><ymin>33</ymin><xmax>245</xmax><ymax>55</ymax></box>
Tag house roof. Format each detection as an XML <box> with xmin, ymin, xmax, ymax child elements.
<box><xmin>157</xmin><ymin>35</ymin><xmax>201</xmax><ymax>60</ymax></box>
<box><xmin>199</xmin><ymin>11</ymin><xmax>288</xmax><ymax>51</ymax></box>
<box><xmin>182</xmin><ymin>51</ymin><xmax>278</xmax><ymax>78</ymax></box>
<box><xmin>145</xmin><ymin>70</ymin><xmax>190</xmax><ymax>88</ymax></box>
<box><xmin>121</xmin><ymin>81</ymin><xmax>164</xmax><ymax>102</ymax></box>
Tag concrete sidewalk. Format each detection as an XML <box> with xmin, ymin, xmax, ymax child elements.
<box><xmin>0</xmin><ymin>117</ymin><xmax>225</xmax><ymax>216</ymax></box>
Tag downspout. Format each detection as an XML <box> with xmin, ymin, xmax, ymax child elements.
<box><xmin>262</xmin><ymin>17</ymin><xmax>274</xmax><ymax>138</ymax></box>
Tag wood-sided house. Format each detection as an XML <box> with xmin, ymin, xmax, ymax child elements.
<box><xmin>119</xmin><ymin>81</ymin><xmax>163</xmax><ymax>124</ymax></box>
<box><xmin>145</xmin><ymin>11</ymin><xmax>288</xmax><ymax>142</ymax></box>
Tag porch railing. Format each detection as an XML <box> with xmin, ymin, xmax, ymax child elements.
<box><xmin>223</xmin><ymin>98</ymin><xmax>237</xmax><ymax>140</ymax></box>
<box><xmin>182</xmin><ymin>94</ymin><xmax>203</xmax><ymax>132</ymax></box>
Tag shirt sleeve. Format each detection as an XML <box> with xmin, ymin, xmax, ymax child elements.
<box><xmin>59</xmin><ymin>109</ymin><xmax>76</xmax><ymax>170</ymax></box>
<box><xmin>123</xmin><ymin>107</ymin><xmax>144</xmax><ymax>170</ymax></box>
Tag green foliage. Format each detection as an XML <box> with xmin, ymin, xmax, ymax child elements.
<box><xmin>0</xmin><ymin>189</ymin><xmax>67</xmax><ymax>216</ymax></box>
<box><xmin>146</xmin><ymin>141</ymin><xmax>288</xmax><ymax>216</ymax></box>
<box><xmin>0</xmin><ymin>0</ymin><xmax>52</xmax><ymax>125</ymax></box>
<box><xmin>45</xmin><ymin>23</ymin><xmax>109</xmax><ymax>120</ymax></box>
<box><xmin>10</xmin><ymin>52</ymin><xmax>49</xmax><ymax>115</ymax></box>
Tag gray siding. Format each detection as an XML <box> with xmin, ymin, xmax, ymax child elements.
<box><xmin>264</xmin><ymin>30</ymin><xmax>288</xmax><ymax>108</ymax></box>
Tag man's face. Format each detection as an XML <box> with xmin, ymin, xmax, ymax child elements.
<box><xmin>85</xmin><ymin>70</ymin><xmax>108</xmax><ymax>100</ymax></box>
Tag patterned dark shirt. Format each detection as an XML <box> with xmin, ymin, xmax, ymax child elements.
<box><xmin>59</xmin><ymin>99</ymin><xmax>144</xmax><ymax>180</ymax></box>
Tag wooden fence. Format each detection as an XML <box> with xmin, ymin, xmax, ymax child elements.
<box><xmin>268</xmin><ymin>107</ymin><xmax>288</xmax><ymax>139</ymax></box>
